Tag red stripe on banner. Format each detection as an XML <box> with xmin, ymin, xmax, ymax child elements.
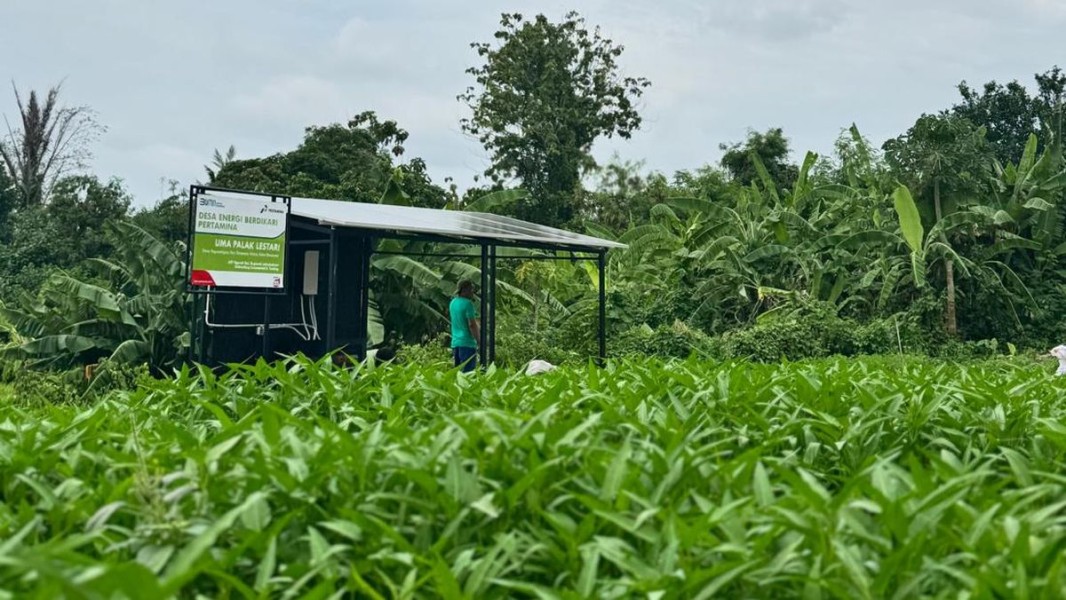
<box><xmin>190</xmin><ymin>270</ymin><xmax>216</xmax><ymax>286</ymax></box>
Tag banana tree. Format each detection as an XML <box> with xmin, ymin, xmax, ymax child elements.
<box><xmin>883</xmin><ymin>114</ymin><xmax>992</xmax><ymax>336</ymax></box>
<box><xmin>889</xmin><ymin>184</ymin><xmax>1038</xmax><ymax>328</ymax></box>
<box><xmin>1</xmin><ymin>221</ymin><xmax>189</xmax><ymax>372</ymax></box>
<box><xmin>982</xmin><ymin>133</ymin><xmax>1066</xmax><ymax>250</ymax></box>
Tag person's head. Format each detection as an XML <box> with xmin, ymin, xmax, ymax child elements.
<box><xmin>457</xmin><ymin>280</ymin><xmax>476</xmax><ymax>299</ymax></box>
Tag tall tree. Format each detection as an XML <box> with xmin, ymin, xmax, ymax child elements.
<box><xmin>0</xmin><ymin>83</ymin><xmax>102</xmax><ymax>207</ymax></box>
<box><xmin>1035</xmin><ymin>66</ymin><xmax>1065</xmax><ymax>167</ymax></box>
<box><xmin>45</xmin><ymin>175</ymin><xmax>131</xmax><ymax>265</ymax></box>
<box><xmin>719</xmin><ymin>128</ymin><xmax>798</xmax><ymax>190</ymax></box>
<box><xmin>953</xmin><ymin>79</ymin><xmax>1039</xmax><ymax>165</ymax></box>
<box><xmin>132</xmin><ymin>180</ymin><xmax>189</xmax><ymax>247</ymax></box>
<box><xmin>577</xmin><ymin>159</ymin><xmax>673</xmax><ymax>234</ymax></box>
<box><xmin>952</xmin><ymin>66</ymin><xmax>1065</xmax><ymax>165</ymax></box>
<box><xmin>883</xmin><ymin>113</ymin><xmax>992</xmax><ymax>337</ymax></box>
<box><xmin>459</xmin><ymin>12</ymin><xmax>651</xmax><ymax>227</ymax></box>
<box><xmin>0</xmin><ymin>175</ymin><xmax>130</xmax><ymax>303</ymax></box>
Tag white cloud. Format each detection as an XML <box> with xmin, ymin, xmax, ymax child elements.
<box><xmin>231</xmin><ymin>75</ymin><xmax>349</xmax><ymax>125</ymax></box>
<box><xmin>0</xmin><ymin>0</ymin><xmax>1060</xmax><ymax>207</ymax></box>
<box><xmin>1023</xmin><ymin>0</ymin><xmax>1066</xmax><ymax>17</ymax></box>
<box><xmin>706</xmin><ymin>0</ymin><xmax>850</xmax><ymax>40</ymax></box>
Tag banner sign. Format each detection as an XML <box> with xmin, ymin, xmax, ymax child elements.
<box><xmin>190</xmin><ymin>193</ymin><xmax>287</xmax><ymax>289</ymax></box>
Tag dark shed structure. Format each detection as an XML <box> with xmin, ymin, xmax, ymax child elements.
<box><xmin>188</xmin><ymin>186</ymin><xmax>624</xmax><ymax>367</ymax></box>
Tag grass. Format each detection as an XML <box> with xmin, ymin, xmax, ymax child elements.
<box><xmin>1</xmin><ymin>355</ymin><xmax>1066</xmax><ymax>598</ymax></box>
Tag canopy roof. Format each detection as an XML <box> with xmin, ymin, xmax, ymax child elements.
<box><xmin>289</xmin><ymin>197</ymin><xmax>624</xmax><ymax>251</ymax></box>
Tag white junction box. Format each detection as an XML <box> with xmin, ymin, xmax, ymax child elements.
<box><xmin>303</xmin><ymin>251</ymin><xmax>319</xmax><ymax>296</ymax></box>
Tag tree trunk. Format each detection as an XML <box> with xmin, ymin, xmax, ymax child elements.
<box><xmin>934</xmin><ymin>179</ymin><xmax>958</xmax><ymax>337</ymax></box>
<box><xmin>944</xmin><ymin>258</ymin><xmax>957</xmax><ymax>337</ymax></box>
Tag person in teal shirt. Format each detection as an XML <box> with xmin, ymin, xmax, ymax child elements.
<box><xmin>450</xmin><ymin>280</ymin><xmax>480</xmax><ymax>372</ymax></box>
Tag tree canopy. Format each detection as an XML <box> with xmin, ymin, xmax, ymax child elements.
<box><xmin>719</xmin><ymin>127</ymin><xmax>798</xmax><ymax>190</ymax></box>
<box><xmin>211</xmin><ymin>111</ymin><xmax>448</xmax><ymax>208</ymax></box>
<box><xmin>459</xmin><ymin>11</ymin><xmax>651</xmax><ymax>227</ymax></box>
<box><xmin>0</xmin><ymin>83</ymin><xmax>101</xmax><ymax>207</ymax></box>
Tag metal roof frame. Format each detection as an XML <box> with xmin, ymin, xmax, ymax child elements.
<box><xmin>188</xmin><ymin>186</ymin><xmax>622</xmax><ymax>367</ymax></box>
<box><xmin>288</xmin><ymin>195</ymin><xmax>624</xmax><ymax>253</ymax></box>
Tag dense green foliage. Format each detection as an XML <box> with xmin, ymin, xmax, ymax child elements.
<box><xmin>953</xmin><ymin>67</ymin><xmax>1065</xmax><ymax>164</ymax></box>
<box><xmin>719</xmin><ymin>127</ymin><xmax>798</xmax><ymax>190</ymax></box>
<box><xmin>6</xmin><ymin>16</ymin><xmax>1066</xmax><ymax>598</ymax></box>
<box><xmin>0</xmin><ymin>175</ymin><xmax>131</xmax><ymax>305</ymax></box>
<box><xmin>210</xmin><ymin>112</ymin><xmax>449</xmax><ymax>209</ymax></box>
<box><xmin>1</xmin><ymin>221</ymin><xmax>188</xmax><ymax>372</ymax></box>
<box><xmin>0</xmin><ymin>17</ymin><xmax>1063</xmax><ymax>371</ymax></box>
<box><xmin>4</xmin><ymin>356</ymin><xmax>1066</xmax><ymax>597</ymax></box>
<box><xmin>460</xmin><ymin>12</ymin><xmax>651</xmax><ymax>227</ymax></box>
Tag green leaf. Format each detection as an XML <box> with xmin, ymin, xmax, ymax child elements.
<box><xmin>161</xmin><ymin>491</ymin><xmax>268</xmax><ymax>592</ymax></box>
<box><xmin>462</xmin><ymin>188</ymin><xmax>528</xmax><ymax>213</ymax></box>
<box><xmin>1019</xmin><ymin>133</ymin><xmax>1038</xmax><ymax>177</ymax></box>
<box><xmin>110</xmin><ymin>339</ymin><xmax>150</xmax><ymax>364</ymax></box>
<box><xmin>752</xmin><ymin>153</ymin><xmax>781</xmax><ymax>205</ymax></box>
<box><xmin>892</xmin><ymin>185</ymin><xmax>924</xmax><ymax>254</ymax></box>
<box><xmin>20</xmin><ymin>334</ymin><xmax>99</xmax><ymax>358</ymax></box>
<box><xmin>254</xmin><ymin>538</ymin><xmax>277</xmax><ymax>591</ymax></box>
<box><xmin>378</xmin><ymin>170</ymin><xmax>412</xmax><ymax>206</ymax></box>
<box><xmin>601</xmin><ymin>438</ymin><xmax>632</xmax><ymax>502</ymax></box>
<box><xmin>79</xmin><ymin>562</ymin><xmax>164</xmax><ymax>599</ymax></box>
<box><xmin>136</xmin><ymin>545</ymin><xmax>176</xmax><ymax>575</ymax></box>
<box><xmin>753</xmin><ymin>461</ymin><xmax>773</xmax><ymax>507</ymax></box>
<box><xmin>239</xmin><ymin>495</ymin><xmax>271</xmax><ymax>531</ymax></box>
<box><xmin>1023</xmin><ymin>197</ymin><xmax>1053</xmax><ymax>211</ymax></box>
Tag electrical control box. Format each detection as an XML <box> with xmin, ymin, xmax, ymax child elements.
<box><xmin>303</xmin><ymin>251</ymin><xmax>319</xmax><ymax>296</ymax></box>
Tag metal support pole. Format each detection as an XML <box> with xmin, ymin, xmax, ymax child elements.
<box><xmin>186</xmin><ymin>187</ymin><xmax>200</xmax><ymax>365</ymax></box>
<box><xmin>598</xmin><ymin>251</ymin><xmax>607</xmax><ymax>366</ymax></box>
<box><xmin>187</xmin><ymin>293</ymin><xmax>195</xmax><ymax>364</ymax></box>
<box><xmin>261</xmin><ymin>295</ymin><xmax>272</xmax><ymax>360</ymax></box>
<box><xmin>489</xmin><ymin>245</ymin><xmax>498</xmax><ymax>365</ymax></box>
<box><xmin>196</xmin><ymin>294</ymin><xmax>207</xmax><ymax>364</ymax></box>
<box><xmin>357</xmin><ymin>235</ymin><xmax>372</xmax><ymax>361</ymax></box>
<box><xmin>480</xmin><ymin>244</ymin><xmax>489</xmax><ymax>368</ymax></box>
<box><xmin>326</xmin><ymin>228</ymin><xmax>338</xmax><ymax>351</ymax></box>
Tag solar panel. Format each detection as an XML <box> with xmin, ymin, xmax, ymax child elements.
<box><xmin>289</xmin><ymin>197</ymin><xmax>625</xmax><ymax>250</ymax></box>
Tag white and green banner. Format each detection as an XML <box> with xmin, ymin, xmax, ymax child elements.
<box><xmin>190</xmin><ymin>193</ymin><xmax>287</xmax><ymax>289</ymax></box>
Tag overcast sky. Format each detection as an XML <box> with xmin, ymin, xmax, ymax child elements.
<box><xmin>2</xmin><ymin>0</ymin><xmax>1063</xmax><ymax>207</ymax></box>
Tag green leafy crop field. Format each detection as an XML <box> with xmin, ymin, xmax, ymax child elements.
<box><xmin>3</xmin><ymin>356</ymin><xmax>1066</xmax><ymax>598</ymax></box>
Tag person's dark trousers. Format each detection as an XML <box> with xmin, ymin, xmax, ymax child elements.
<box><xmin>453</xmin><ymin>346</ymin><xmax>477</xmax><ymax>372</ymax></box>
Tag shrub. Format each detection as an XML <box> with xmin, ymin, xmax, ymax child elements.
<box><xmin>850</xmin><ymin>314</ymin><xmax>935</xmax><ymax>356</ymax></box>
<box><xmin>720</xmin><ymin>307</ymin><xmax>855</xmax><ymax>362</ymax></box>
<box><xmin>396</xmin><ymin>332</ymin><xmax>452</xmax><ymax>367</ymax></box>
<box><xmin>495</xmin><ymin>329</ymin><xmax>585</xmax><ymax>367</ymax></box>
<box><xmin>613</xmin><ymin>320</ymin><xmax>718</xmax><ymax>359</ymax></box>
<box><xmin>717</xmin><ymin>302</ymin><xmax>1007</xmax><ymax>363</ymax></box>
<box><xmin>83</xmin><ymin>358</ymin><xmax>152</xmax><ymax>399</ymax></box>
<box><xmin>933</xmin><ymin>338</ymin><xmax>1003</xmax><ymax>360</ymax></box>
<box><xmin>10</xmin><ymin>367</ymin><xmax>82</xmax><ymax>406</ymax></box>
<box><xmin>0</xmin><ymin>358</ymin><xmax>23</xmax><ymax>383</ymax></box>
